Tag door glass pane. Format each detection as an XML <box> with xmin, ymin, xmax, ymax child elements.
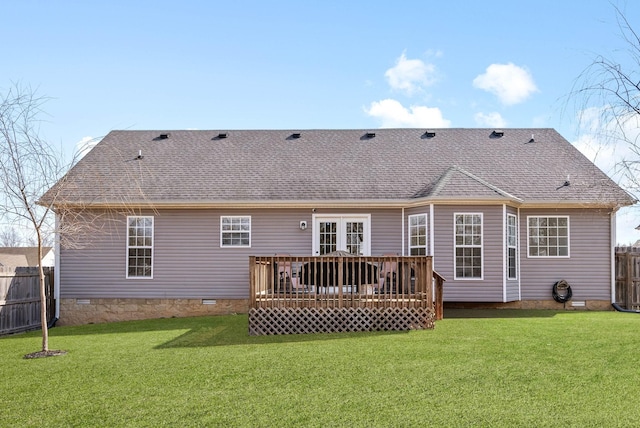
<box><xmin>319</xmin><ymin>222</ymin><xmax>337</xmax><ymax>255</ymax></box>
<box><xmin>345</xmin><ymin>222</ymin><xmax>364</xmax><ymax>255</ymax></box>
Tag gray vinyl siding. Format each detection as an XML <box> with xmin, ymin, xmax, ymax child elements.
<box><xmin>372</xmin><ymin>209</ymin><xmax>404</xmax><ymax>256</ymax></box>
<box><xmin>60</xmin><ymin>208</ymin><xmax>403</xmax><ymax>299</ymax></box>
<box><xmin>433</xmin><ymin>205</ymin><xmax>504</xmax><ymax>302</ymax></box>
<box><xmin>60</xmin><ymin>206</ymin><xmax>615</xmax><ymax>303</ymax></box>
<box><xmin>519</xmin><ymin>208</ymin><xmax>613</xmax><ymax>301</ymax></box>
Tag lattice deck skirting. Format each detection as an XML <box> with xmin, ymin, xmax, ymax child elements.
<box><xmin>249</xmin><ymin>307</ymin><xmax>435</xmax><ymax>335</ymax></box>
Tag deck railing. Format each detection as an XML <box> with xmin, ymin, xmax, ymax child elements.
<box><xmin>249</xmin><ymin>255</ymin><xmax>444</xmax><ymax>334</ymax></box>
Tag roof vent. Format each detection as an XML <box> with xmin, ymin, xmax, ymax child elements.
<box><xmin>158</xmin><ymin>133</ymin><xmax>170</xmax><ymax>140</ymax></box>
<box><xmin>291</xmin><ymin>132</ymin><xmax>301</xmax><ymax>139</ymax></box>
<box><xmin>492</xmin><ymin>130</ymin><xmax>504</xmax><ymax>138</ymax></box>
<box><xmin>217</xmin><ymin>132</ymin><xmax>228</xmax><ymax>139</ymax></box>
<box><xmin>365</xmin><ymin>132</ymin><xmax>376</xmax><ymax>138</ymax></box>
<box><xmin>424</xmin><ymin>130</ymin><xmax>436</xmax><ymax>138</ymax></box>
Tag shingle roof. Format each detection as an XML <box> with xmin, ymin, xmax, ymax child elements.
<box><xmin>46</xmin><ymin>128</ymin><xmax>635</xmax><ymax>208</ymax></box>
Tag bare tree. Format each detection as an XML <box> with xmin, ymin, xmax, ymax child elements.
<box><xmin>572</xmin><ymin>6</ymin><xmax>640</xmax><ymax>202</ymax></box>
<box><xmin>0</xmin><ymin>83</ymin><xmax>70</xmax><ymax>356</ymax></box>
<box><xmin>0</xmin><ymin>226</ymin><xmax>25</xmax><ymax>247</ymax></box>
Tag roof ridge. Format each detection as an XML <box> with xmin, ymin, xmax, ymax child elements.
<box><xmin>431</xmin><ymin>166</ymin><xmax>523</xmax><ymax>201</ymax></box>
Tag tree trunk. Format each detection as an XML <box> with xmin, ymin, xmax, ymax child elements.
<box><xmin>38</xmin><ymin>241</ymin><xmax>49</xmax><ymax>352</ymax></box>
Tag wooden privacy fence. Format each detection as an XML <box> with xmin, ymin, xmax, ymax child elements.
<box><xmin>0</xmin><ymin>267</ymin><xmax>55</xmax><ymax>335</ymax></box>
<box><xmin>249</xmin><ymin>255</ymin><xmax>445</xmax><ymax>335</ymax></box>
<box><xmin>615</xmin><ymin>246</ymin><xmax>640</xmax><ymax>310</ymax></box>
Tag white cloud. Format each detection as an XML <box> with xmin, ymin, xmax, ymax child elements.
<box><xmin>365</xmin><ymin>99</ymin><xmax>451</xmax><ymax>128</ymax></box>
<box><xmin>474</xmin><ymin>112</ymin><xmax>507</xmax><ymax>128</ymax></box>
<box><xmin>473</xmin><ymin>63</ymin><xmax>538</xmax><ymax>105</ymax></box>
<box><xmin>76</xmin><ymin>136</ymin><xmax>100</xmax><ymax>158</ymax></box>
<box><xmin>385</xmin><ymin>53</ymin><xmax>437</xmax><ymax>96</ymax></box>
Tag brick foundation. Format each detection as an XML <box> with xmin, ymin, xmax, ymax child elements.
<box><xmin>58</xmin><ymin>298</ymin><xmax>249</xmax><ymax>326</ymax></box>
<box><xmin>58</xmin><ymin>298</ymin><xmax>613</xmax><ymax>326</ymax></box>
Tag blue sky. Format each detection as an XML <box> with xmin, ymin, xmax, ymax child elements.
<box><xmin>2</xmin><ymin>0</ymin><xmax>639</xmax><ymax>242</ymax></box>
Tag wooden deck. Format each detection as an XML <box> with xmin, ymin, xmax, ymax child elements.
<box><xmin>249</xmin><ymin>255</ymin><xmax>444</xmax><ymax>335</ymax></box>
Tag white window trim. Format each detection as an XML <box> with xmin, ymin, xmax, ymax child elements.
<box><xmin>408</xmin><ymin>213</ymin><xmax>428</xmax><ymax>256</ymax></box>
<box><xmin>126</xmin><ymin>215</ymin><xmax>154</xmax><ymax>280</ymax></box>
<box><xmin>526</xmin><ymin>215</ymin><xmax>570</xmax><ymax>258</ymax></box>
<box><xmin>453</xmin><ymin>212</ymin><xmax>484</xmax><ymax>281</ymax></box>
<box><xmin>311</xmin><ymin>214</ymin><xmax>371</xmax><ymax>256</ymax></box>
<box><xmin>507</xmin><ymin>213</ymin><xmax>518</xmax><ymax>280</ymax></box>
<box><xmin>220</xmin><ymin>215</ymin><xmax>252</xmax><ymax>248</ymax></box>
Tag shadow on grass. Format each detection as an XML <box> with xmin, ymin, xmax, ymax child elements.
<box><xmin>9</xmin><ymin>309</ymin><xmax>569</xmax><ymax>349</ymax></box>
<box><xmin>23</xmin><ymin>314</ymin><xmax>406</xmax><ymax>348</ymax></box>
<box><xmin>154</xmin><ymin>315</ymin><xmax>407</xmax><ymax>349</ymax></box>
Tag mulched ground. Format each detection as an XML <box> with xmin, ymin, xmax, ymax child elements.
<box><xmin>23</xmin><ymin>350</ymin><xmax>68</xmax><ymax>359</ymax></box>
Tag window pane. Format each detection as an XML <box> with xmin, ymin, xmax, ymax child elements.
<box><xmin>528</xmin><ymin>216</ymin><xmax>569</xmax><ymax>257</ymax></box>
<box><xmin>409</xmin><ymin>214</ymin><xmax>428</xmax><ymax>256</ymax></box>
<box><xmin>127</xmin><ymin>217</ymin><xmax>153</xmax><ymax>277</ymax></box>
<box><xmin>455</xmin><ymin>215</ymin><xmax>482</xmax><ymax>278</ymax></box>
<box><xmin>221</xmin><ymin>216</ymin><xmax>251</xmax><ymax>247</ymax></box>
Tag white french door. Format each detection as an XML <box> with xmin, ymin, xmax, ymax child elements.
<box><xmin>312</xmin><ymin>215</ymin><xmax>371</xmax><ymax>256</ymax></box>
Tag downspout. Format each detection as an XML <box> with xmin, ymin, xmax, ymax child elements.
<box><xmin>401</xmin><ymin>208</ymin><xmax>405</xmax><ymax>256</ymax></box>
<box><xmin>55</xmin><ymin>213</ymin><xmax>61</xmax><ymax>320</ymax></box>
<box><xmin>517</xmin><ymin>207</ymin><xmax>521</xmax><ymax>301</ymax></box>
<box><xmin>612</xmin><ymin>302</ymin><xmax>640</xmax><ymax>313</ymax></box>
<box><xmin>50</xmin><ymin>212</ymin><xmax>61</xmax><ymax>328</ymax></box>
<box><xmin>610</xmin><ymin>209</ymin><xmax>617</xmax><ymax>305</ymax></box>
<box><xmin>430</xmin><ymin>204</ymin><xmax>436</xmax><ymax>306</ymax></box>
<box><xmin>502</xmin><ymin>205</ymin><xmax>507</xmax><ymax>302</ymax></box>
<box><xmin>429</xmin><ymin>204</ymin><xmax>435</xmax><ymax>258</ymax></box>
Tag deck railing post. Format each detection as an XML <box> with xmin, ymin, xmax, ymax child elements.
<box><xmin>434</xmin><ymin>272</ymin><xmax>444</xmax><ymax>321</ymax></box>
<box><xmin>249</xmin><ymin>256</ymin><xmax>256</xmax><ymax>309</ymax></box>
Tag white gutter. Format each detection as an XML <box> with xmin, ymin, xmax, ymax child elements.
<box><xmin>51</xmin><ymin>197</ymin><xmax>627</xmax><ymax>211</ymax></box>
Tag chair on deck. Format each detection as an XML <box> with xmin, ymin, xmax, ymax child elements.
<box><xmin>275</xmin><ymin>254</ymin><xmax>293</xmax><ymax>293</ymax></box>
<box><xmin>378</xmin><ymin>254</ymin><xmax>399</xmax><ymax>294</ymax></box>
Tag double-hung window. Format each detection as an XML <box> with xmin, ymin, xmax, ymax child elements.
<box><xmin>127</xmin><ymin>216</ymin><xmax>153</xmax><ymax>278</ymax></box>
<box><xmin>408</xmin><ymin>214</ymin><xmax>428</xmax><ymax>256</ymax></box>
<box><xmin>527</xmin><ymin>216</ymin><xmax>569</xmax><ymax>257</ymax></box>
<box><xmin>221</xmin><ymin>216</ymin><xmax>251</xmax><ymax>247</ymax></box>
<box><xmin>454</xmin><ymin>213</ymin><xmax>483</xmax><ymax>279</ymax></box>
<box><xmin>507</xmin><ymin>214</ymin><xmax>517</xmax><ymax>279</ymax></box>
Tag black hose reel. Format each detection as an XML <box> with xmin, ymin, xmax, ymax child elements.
<box><xmin>552</xmin><ymin>279</ymin><xmax>573</xmax><ymax>304</ymax></box>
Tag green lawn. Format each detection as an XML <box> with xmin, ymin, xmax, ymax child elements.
<box><xmin>2</xmin><ymin>310</ymin><xmax>640</xmax><ymax>427</ymax></box>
